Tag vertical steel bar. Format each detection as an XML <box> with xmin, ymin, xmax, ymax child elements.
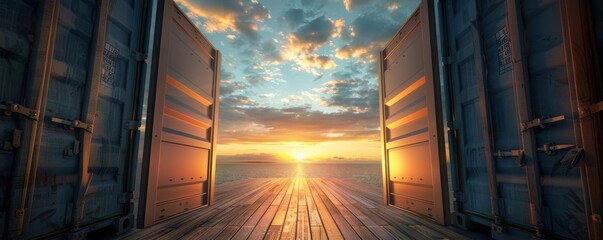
<box><xmin>505</xmin><ymin>0</ymin><xmax>545</xmax><ymax>237</ymax></box>
<box><xmin>208</xmin><ymin>51</ymin><xmax>221</xmax><ymax>205</ymax></box>
<box><xmin>7</xmin><ymin>0</ymin><xmax>59</xmax><ymax>237</ymax></box>
<box><xmin>559</xmin><ymin>0</ymin><xmax>603</xmax><ymax>238</ymax></box>
<box><xmin>377</xmin><ymin>51</ymin><xmax>389</xmax><ymax>205</ymax></box>
<box><xmin>469</xmin><ymin>0</ymin><xmax>503</xmax><ymax>227</ymax></box>
<box><xmin>71</xmin><ymin>0</ymin><xmax>111</xmax><ymax>230</ymax></box>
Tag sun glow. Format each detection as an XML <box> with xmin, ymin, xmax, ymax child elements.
<box><xmin>295</xmin><ymin>152</ymin><xmax>306</xmax><ymax>162</ymax></box>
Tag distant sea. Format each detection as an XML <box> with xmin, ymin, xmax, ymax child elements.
<box><xmin>215</xmin><ymin>163</ymin><xmax>383</xmax><ymax>187</ymax></box>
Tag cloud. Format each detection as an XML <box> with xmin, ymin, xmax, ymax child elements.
<box><xmin>335</xmin><ymin>12</ymin><xmax>400</xmax><ymax>63</ymax></box>
<box><xmin>220</xmin><ymin>80</ymin><xmax>250</xmax><ymax>95</ymax></box>
<box><xmin>260</xmin><ymin>93</ymin><xmax>276</xmax><ymax>98</ymax></box>
<box><xmin>282</xmin><ymin>16</ymin><xmax>343</xmax><ymax>57</ymax></box>
<box><xmin>315</xmin><ymin>74</ymin><xmax>379</xmax><ymax>113</ymax></box>
<box><xmin>343</xmin><ymin>0</ymin><xmax>372</xmax><ymax>11</ymax></box>
<box><xmin>280</xmin><ymin>95</ymin><xmax>303</xmax><ymax>104</ymax></box>
<box><xmin>260</xmin><ymin>41</ymin><xmax>283</xmax><ymax>64</ymax></box>
<box><xmin>303</xmin><ymin>55</ymin><xmax>337</xmax><ymax>70</ymax></box>
<box><xmin>217</xmin><ymin>153</ymin><xmax>284</xmax><ymax>163</ymax></box>
<box><xmin>218</xmin><ymin>104</ymin><xmax>379</xmax><ymax>143</ymax></box>
<box><xmin>176</xmin><ymin>0</ymin><xmax>271</xmax><ymax>41</ymax></box>
<box><xmin>281</xmin><ymin>8</ymin><xmax>306</xmax><ymax>29</ymax></box>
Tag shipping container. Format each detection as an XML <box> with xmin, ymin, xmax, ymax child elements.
<box><xmin>380</xmin><ymin>0</ymin><xmax>603</xmax><ymax>239</ymax></box>
<box><xmin>0</xmin><ymin>0</ymin><xmax>221</xmax><ymax>238</ymax></box>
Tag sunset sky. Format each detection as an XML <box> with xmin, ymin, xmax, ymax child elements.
<box><xmin>175</xmin><ymin>0</ymin><xmax>420</xmax><ymax>163</ymax></box>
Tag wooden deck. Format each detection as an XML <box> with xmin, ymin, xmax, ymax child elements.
<box><xmin>122</xmin><ymin>178</ymin><xmax>472</xmax><ymax>240</ymax></box>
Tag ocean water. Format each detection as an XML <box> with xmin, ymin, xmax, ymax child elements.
<box><xmin>215</xmin><ymin>163</ymin><xmax>383</xmax><ymax>187</ymax></box>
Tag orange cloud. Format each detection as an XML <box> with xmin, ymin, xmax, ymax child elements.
<box><xmin>303</xmin><ymin>55</ymin><xmax>337</xmax><ymax>70</ymax></box>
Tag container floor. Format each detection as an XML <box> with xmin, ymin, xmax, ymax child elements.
<box><xmin>120</xmin><ymin>178</ymin><xmax>477</xmax><ymax>239</ymax></box>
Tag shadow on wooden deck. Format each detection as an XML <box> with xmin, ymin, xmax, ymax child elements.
<box><xmin>121</xmin><ymin>178</ymin><xmax>476</xmax><ymax>239</ymax></box>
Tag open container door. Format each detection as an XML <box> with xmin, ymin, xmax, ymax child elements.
<box><xmin>378</xmin><ymin>0</ymin><xmax>449</xmax><ymax>225</ymax></box>
<box><xmin>139</xmin><ymin>0</ymin><xmax>221</xmax><ymax>228</ymax></box>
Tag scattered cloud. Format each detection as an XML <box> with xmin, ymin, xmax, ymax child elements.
<box><xmin>343</xmin><ymin>0</ymin><xmax>372</xmax><ymax>11</ymax></box>
<box><xmin>176</xmin><ymin>0</ymin><xmax>271</xmax><ymax>41</ymax></box>
<box><xmin>303</xmin><ymin>55</ymin><xmax>337</xmax><ymax>70</ymax></box>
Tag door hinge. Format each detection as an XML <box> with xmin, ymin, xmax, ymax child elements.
<box><xmin>126</xmin><ymin>120</ymin><xmax>142</xmax><ymax>130</ymax></box>
<box><xmin>579</xmin><ymin>101</ymin><xmax>603</xmax><ymax>118</ymax></box>
<box><xmin>520</xmin><ymin>115</ymin><xmax>565</xmax><ymax>132</ymax></box>
<box><xmin>120</xmin><ymin>192</ymin><xmax>134</xmax><ymax>204</ymax></box>
<box><xmin>447</xmin><ymin>121</ymin><xmax>458</xmax><ymax>131</ymax></box>
<box><xmin>442</xmin><ymin>55</ymin><xmax>455</xmax><ymax>65</ymax></box>
<box><xmin>494</xmin><ymin>149</ymin><xmax>525</xmax><ymax>166</ymax></box>
<box><xmin>0</xmin><ymin>102</ymin><xmax>39</xmax><ymax>120</ymax></box>
<box><xmin>51</xmin><ymin>117</ymin><xmax>94</xmax><ymax>133</ymax></box>
<box><xmin>131</xmin><ymin>51</ymin><xmax>147</xmax><ymax>62</ymax></box>
<box><xmin>63</xmin><ymin>140</ymin><xmax>80</xmax><ymax>158</ymax></box>
<box><xmin>537</xmin><ymin>143</ymin><xmax>575</xmax><ymax>155</ymax></box>
<box><xmin>2</xmin><ymin>129</ymin><xmax>22</xmax><ymax>152</ymax></box>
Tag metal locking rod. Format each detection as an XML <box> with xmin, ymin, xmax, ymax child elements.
<box><xmin>493</xmin><ymin>149</ymin><xmax>525</xmax><ymax>166</ymax></box>
<box><xmin>537</xmin><ymin>143</ymin><xmax>575</xmax><ymax>155</ymax></box>
<box><xmin>521</xmin><ymin>115</ymin><xmax>565</xmax><ymax>132</ymax></box>
<box><xmin>0</xmin><ymin>102</ymin><xmax>39</xmax><ymax>120</ymax></box>
<box><xmin>50</xmin><ymin>117</ymin><xmax>94</xmax><ymax>133</ymax></box>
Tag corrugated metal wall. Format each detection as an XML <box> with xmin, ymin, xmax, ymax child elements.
<box><xmin>0</xmin><ymin>0</ymin><xmax>147</xmax><ymax>238</ymax></box>
<box><xmin>440</xmin><ymin>0</ymin><xmax>602</xmax><ymax>239</ymax></box>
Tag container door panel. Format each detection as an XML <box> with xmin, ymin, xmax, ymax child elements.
<box><xmin>140</xmin><ymin>1</ymin><xmax>220</xmax><ymax>227</ymax></box>
<box><xmin>379</xmin><ymin>0</ymin><xmax>448</xmax><ymax>224</ymax></box>
<box><xmin>0</xmin><ymin>0</ymin><xmax>41</xmax><ymax>237</ymax></box>
<box><xmin>25</xmin><ymin>1</ymin><xmax>100</xmax><ymax>237</ymax></box>
<box><xmin>444</xmin><ymin>0</ymin><xmax>594</xmax><ymax>238</ymax></box>
<box><xmin>84</xmin><ymin>0</ymin><xmax>144</xmax><ymax>228</ymax></box>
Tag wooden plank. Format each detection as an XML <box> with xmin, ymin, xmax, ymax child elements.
<box><xmin>232</xmin><ymin>179</ymin><xmax>291</xmax><ymax>240</ymax></box>
<box><xmin>307</xmin><ymin>178</ymin><xmax>345</xmax><ymax>240</ymax></box>
<box><xmin>248</xmin><ymin>179</ymin><xmax>294</xmax><ymax>240</ymax></box>
<box><xmin>280</xmin><ymin>178</ymin><xmax>299</xmax><ymax>239</ymax></box>
<box><xmin>297</xmin><ymin>178</ymin><xmax>311</xmax><ymax>240</ymax></box>
<box><xmin>305</xmin><ymin>178</ymin><xmax>323</xmax><ymax>227</ymax></box>
<box><xmin>309</xmin><ymin>179</ymin><xmax>360</xmax><ymax>240</ymax></box>
<box><xmin>124</xmin><ymin>178</ymin><xmax>473</xmax><ymax>240</ymax></box>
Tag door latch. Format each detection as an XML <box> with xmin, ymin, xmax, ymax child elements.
<box><xmin>0</xmin><ymin>102</ymin><xmax>38</xmax><ymax>120</ymax></box>
<box><xmin>521</xmin><ymin>115</ymin><xmax>565</xmax><ymax>132</ymax></box>
<box><xmin>579</xmin><ymin>101</ymin><xmax>603</xmax><ymax>118</ymax></box>
<box><xmin>63</xmin><ymin>140</ymin><xmax>80</xmax><ymax>158</ymax></box>
<box><xmin>494</xmin><ymin>149</ymin><xmax>525</xmax><ymax>166</ymax></box>
<box><xmin>537</xmin><ymin>143</ymin><xmax>575</xmax><ymax>155</ymax></box>
<box><xmin>1</xmin><ymin>129</ymin><xmax>23</xmax><ymax>152</ymax></box>
<box><xmin>553</xmin><ymin>148</ymin><xmax>584</xmax><ymax>175</ymax></box>
<box><xmin>51</xmin><ymin>117</ymin><xmax>94</xmax><ymax>133</ymax></box>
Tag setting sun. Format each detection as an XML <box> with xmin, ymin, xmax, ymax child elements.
<box><xmin>295</xmin><ymin>152</ymin><xmax>306</xmax><ymax>162</ymax></box>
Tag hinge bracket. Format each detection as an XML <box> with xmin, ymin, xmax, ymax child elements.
<box><xmin>0</xmin><ymin>102</ymin><xmax>39</xmax><ymax>120</ymax></box>
<box><xmin>51</xmin><ymin>117</ymin><xmax>94</xmax><ymax>133</ymax></box>
<box><xmin>132</xmin><ymin>51</ymin><xmax>148</xmax><ymax>62</ymax></box>
<box><xmin>521</xmin><ymin>115</ymin><xmax>565</xmax><ymax>132</ymax></box>
<box><xmin>126</xmin><ymin>120</ymin><xmax>142</xmax><ymax>130</ymax></box>
<box><xmin>494</xmin><ymin>149</ymin><xmax>525</xmax><ymax>166</ymax></box>
<box><xmin>579</xmin><ymin>101</ymin><xmax>603</xmax><ymax>118</ymax></box>
<box><xmin>442</xmin><ymin>55</ymin><xmax>455</xmax><ymax>65</ymax></box>
<box><xmin>120</xmin><ymin>192</ymin><xmax>134</xmax><ymax>204</ymax></box>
